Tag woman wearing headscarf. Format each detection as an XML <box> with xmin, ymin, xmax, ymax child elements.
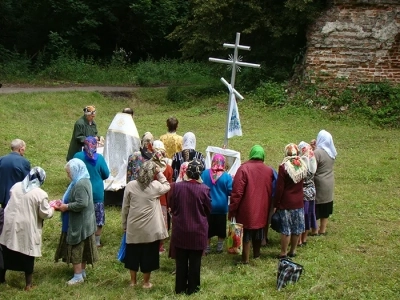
<box><xmin>297</xmin><ymin>141</ymin><xmax>317</xmax><ymax>246</ymax></box>
<box><xmin>311</xmin><ymin>130</ymin><xmax>337</xmax><ymax>236</ymax></box>
<box><xmin>275</xmin><ymin>144</ymin><xmax>308</xmax><ymax>258</ymax></box>
<box><xmin>126</xmin><ymin>151</ymin><xmax>145</xmax><ymax>183</ymax></box>
<box><xmin>122</xmin><ymin>160</ymin><xmax>170</xmax><ymax>289</ymax></box>
<box><xmin>229</xmin><ymin>145</ymin><xmax>275</xmax><ymax>264</ymax></box>
<box><xmin>66</xmin><ymin>105</ymin><xmax>98</xmax><ymax>161</ymax></box>
<box><xmin>140</xmin><ymin>132</ymin><xmax>154</xmax><ymax>161</ymax></box>
<box><xmin>54</xmin><ymin>159</ymin><xmax>98</xmax><ymax>285</ymax></box>
<box><xmin>201</xmin><ymin>154</ymin><xmax>233</xmax><ymax>254</ymax></box>
<box><xmin>151</xmin><ymin>140</ymin><xmax>173</xmax><ymax>253</ymax></box>
<box><xmin>171</xmin><ymin>132</ymin><xmax>205</xmax><ymax>182</ymax></box>
<box><xmin>170</xmin><ymin>159</ymin><xmax>211</xmax><ymax>295</ymax></box>
<box><xmin>0</xmin><ymin>167</ymin><xmax>54</xmax><ymax>290</ymax></box>
<box><xmin>74</xmin><ymin>136</ymin><xmax>110</xmax><ymax>247</ymax></box>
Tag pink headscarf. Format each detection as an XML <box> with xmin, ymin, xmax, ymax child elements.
<box><xmin>176</xmin><ymin>162</ymin><xmax>189</xmax><ymax>183</ymax></box>
<box><xmin>210</xmin><ymin>154</ymin><xmax>225</xmax><ymax>185</ymax></box>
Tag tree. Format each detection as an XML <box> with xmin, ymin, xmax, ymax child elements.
<box><xmin>168</xmin><ymin>0</ymin><xmax>328</xmax><ymax>80</ymax></box>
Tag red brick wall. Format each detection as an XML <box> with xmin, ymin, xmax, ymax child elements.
<box><xmin>302</xmin><ymin>2</ymin><xmax>400</xmax><ymax>85</ymax></box>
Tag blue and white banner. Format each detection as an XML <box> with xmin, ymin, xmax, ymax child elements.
<box><xmin>227</xmin><ymin>92</ymin><xmax>242</xmax><ymax>138</ymax></box>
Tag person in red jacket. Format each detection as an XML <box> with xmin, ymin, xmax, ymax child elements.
<box><xmin>229</xmin><ymin>145</ymin><xmax>275</xmax><ymax>264</ymax></box>
<box><xmin>275</xmin><ymin>143</ymin><xmax>308</xmax><ymax>258</ymax></box>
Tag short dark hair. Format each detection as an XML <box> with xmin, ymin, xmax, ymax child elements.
<box><xmin>166</xmin><ymin>117</ymin><xmax>178</xmax><ymax>131</ymax></box>
<box><xmin>122</xmin><ymin>107</ymin><xmax>134</xmax><ymax>116</ymax></box>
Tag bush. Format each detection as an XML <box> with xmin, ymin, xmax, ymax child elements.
<box><xmin>252</xmin><ymin>81</ymin><xmax>287</xmax><ymax>106</ymax></box>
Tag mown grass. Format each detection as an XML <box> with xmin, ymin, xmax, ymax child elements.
<box><xmin>0</xmin><ymin>89</ymin><xmax>399</xmax><ymax>299</ymax></box>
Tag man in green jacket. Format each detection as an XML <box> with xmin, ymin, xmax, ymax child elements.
<box><xmin>66</xmin><ymin>105</ymin><xmax>98</xmax><ymax>161</ymax></box>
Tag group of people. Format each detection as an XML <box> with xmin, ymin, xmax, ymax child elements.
<box><xmin>0</xmin><ymin>104</ymin><xmax>337</xmax><ymax>295</ymax></box>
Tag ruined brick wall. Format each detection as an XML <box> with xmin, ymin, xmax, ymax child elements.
<box><xmin>302</xmin><ymin>0</ymin><xmax>400</xmax><ymax>85</ymax></box>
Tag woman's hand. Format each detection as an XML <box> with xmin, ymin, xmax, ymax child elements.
<box><xmin>56</xmin><ymin>204</ymin><xmax>68</xmax><ymax>212</ymax></box>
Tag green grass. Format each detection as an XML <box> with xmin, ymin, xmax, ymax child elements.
<box><xmin>0</xmin><ymin>89</ymin><xmax>399</xmax><ymax>299</ymax></box>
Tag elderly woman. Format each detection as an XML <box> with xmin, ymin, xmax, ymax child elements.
<box><xmin>171</xmin><ymin>132</ymin><xmax>205</xmax><ymax>182</ymax></box>
<box><xmin>122</xmin><ymin>160</ymin><xmax>170</xmax><ymax>288</ymax></box>
<box><xmin>275</xmin><ymin>144</ymin><xmax>308</xmax><ymax>258</ymax></box>
<box><xmin>297</xmin><ymin>141</ymin><xmax>317</xmax><ymax>246</ymax></box>
<box><xmin>66</xmin><ymin>105</ymin><xmax>98</xmax><ymax>161</ymax></box>
<box><xmin>201</xmin><ymin>154</ymin><xmax>233</xmax><ymax>254</ymax></box>
<box><xmin>0</xmin><ymin>167</ymin><xmax>54</xmax><ymax>290</ymax></box>
<box><xmin>311</xmin><ymin>130</ymin><xmax>337</xmax><ymax>236</ymax></box>
<box><xmin>151</xmin><ymin>140</ymin><xmax>173</xmax><ymax>253</ymax></box>
<box><xmin>74</xmin><ymin>136</ymin><xmax>110</xmax><ymax>247</ymax></box>
<box><xmin>170</xmin><ymin>159</ymin><xmax>211</xmax><ymax>295</ymax></box>
<box><xmin>54</xmin><ymin>158</ymin><xmax>98</xmax><ymax>285</ymax></box>
<box><xmin>229</xmin><ymin>145</ymin><xmax>275</xmax><ymax>264</ymax></box>
<box><xmin>140</xmin><ymin>132</ymin><xmax>154</xmax><ymax>160</ymax></box>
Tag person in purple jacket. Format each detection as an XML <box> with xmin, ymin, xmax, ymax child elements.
<box><xmin>170</xmin><ymin>159</ymin><xmax>211</xmax><ymax>295</ymax></box>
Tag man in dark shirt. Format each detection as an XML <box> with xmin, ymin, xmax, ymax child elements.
<box><xmin>0</xmin><ymin>139</ymin><xmax>31</xmax><ymax>208</ymax></box>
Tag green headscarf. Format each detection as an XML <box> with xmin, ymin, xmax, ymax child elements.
<box><xmin>249</xmin><ymin>145</ymin><xmax>265</xmax><ymax>161</ymax></box>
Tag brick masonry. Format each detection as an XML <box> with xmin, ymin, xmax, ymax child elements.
<box><xmin>302</xmin><ymin>0</ymin><xmax>400</xmax><ymax>85</ymax></box>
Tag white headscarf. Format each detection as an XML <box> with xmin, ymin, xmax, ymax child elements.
<box><xmin>316</xmin><ymin>130</ymin><xmax>337</xmax><ymax>159</ymax></box>
<box><xmin>182</xmin><ymin>132</ymin><xmax>196</xmax><ymax>150</ymax></box>
<box><xmin>22</xmin><ymin>167</ymin><xmax>46</xmax><ymax>194</ymax></box>
<box><xmin>298</xmin><ymin>141</ymin><xmax>317</xmax><ymax>174</ymax></box>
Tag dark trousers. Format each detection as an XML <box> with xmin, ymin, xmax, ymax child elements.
<box><xmin>175</xmin><ymin>247</ymin><xmax>203</xmax><ymax>295</ymax></box>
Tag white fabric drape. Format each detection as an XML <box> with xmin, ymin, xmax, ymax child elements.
<box><xmin>103</xmin><ymin>113</ymin><xmax>141</xmax><ymax>191</ymax></box>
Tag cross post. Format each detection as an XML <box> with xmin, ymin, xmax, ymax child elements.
<box><xmin>209</xmin><ymin>32</ymin><xmax>260</xmax><ymax>146</ymax></box>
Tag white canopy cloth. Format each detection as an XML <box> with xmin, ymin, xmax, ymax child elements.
<box><xmin>205</xmin><ymin>146</ymin><xmax>241</xmax><ymax>177</ymax></box>
<box><xmin>103</xmin><ymin>113</ymin><xmax>141</xmax><ymax>191</ymax></box>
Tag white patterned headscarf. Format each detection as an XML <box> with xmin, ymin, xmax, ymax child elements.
<box><xmin>298</xmin><ymin>141</ymin><xmax>317</xmax><ymax>174</ymax></box>
<box><xmin>22</xmin><ymin>167</ymin><xmax>46</xmax><ymax>194</ymax></box>
<box><xmin>316</xmin><ymin>130</ymin><xmax>337</xmax><ymax>159</ymax></box>
<box><xmin>182</xmin><ymin>132</ymin><xmax>196</xmax><ymax>150</ymax></box>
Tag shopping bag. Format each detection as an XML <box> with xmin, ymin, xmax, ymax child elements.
<box><xmin>276</xmin><ymin>258</ymin><xmax>304</xmax><ymax>290</ymax></box>
<box><xmin>226</xmin><ymin>218</ymin><xmax>243</xmax><ymax>255</ymax></box>
<box><xmin>270</xmin><ymin>210</ymin><xmax>281</xmax><ymax>233</ymax></box>
<box><xmin>117</xmin><ymin>232</ymin><xmax>126</xmax><ymax>262</ymax></box>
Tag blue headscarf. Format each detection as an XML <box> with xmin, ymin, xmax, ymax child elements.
<box><xmin>61</xmin><ymin>158</ymin><xmax>90</xmax><ymax>232</ymax></box>
<box><xmin>83</xmin><ymin>136</ymin><xmax>98</xmax><ymax>166</ymax></box>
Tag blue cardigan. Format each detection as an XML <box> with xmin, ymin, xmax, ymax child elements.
<box><xmin>73</xmin><ymin>151</ymin><xmax>110</xmax><ymax>203</ymax></box>
<box><xmin>201</xmin><ymin>170</ymin><xmax>233</xmax><ymax>214</ymax></box>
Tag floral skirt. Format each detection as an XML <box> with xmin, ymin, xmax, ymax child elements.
<box><xmin>54</xmin><ymin>232</ymin><xmax>98</xmax><ymax>265</ymax></box>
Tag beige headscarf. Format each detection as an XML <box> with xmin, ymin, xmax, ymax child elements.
<box><xmin>281</xmin><ymin>143</ymin><xmax>307</xmax><ymax>183</ymax></box>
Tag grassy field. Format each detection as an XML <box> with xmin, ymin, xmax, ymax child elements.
<box><xmin>0</xmin><ymin>89</ymin><xmax>399</xmax><ymax>299</ymax></box>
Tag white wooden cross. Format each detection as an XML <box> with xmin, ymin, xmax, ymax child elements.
<box><xmin>209</xmin><ymin>32</ymin><xmax>260</xmax><ymax>146</ymax></box>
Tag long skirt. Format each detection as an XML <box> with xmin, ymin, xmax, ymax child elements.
<box><xmin>54</xmin><ymin>232</ymin><xmax>98</xmax><ymax>265</ymax></box>
<box><xmin>304</xmin><ymin>200</ymin><xmax>317</xmax><ymax>230</ymax></box>
<box><xmin>1</xmin><ymin>244</ymin><xmax>35</xmax><ymax>273</ymax></box>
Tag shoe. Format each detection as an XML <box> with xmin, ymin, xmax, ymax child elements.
<box><xmin>205</xmin><ymin>246</ymin><xmax>211</xmax><ymax>255</ymax></box>
<box><xmin>288</xmin><ymin>252</ymin><xmax>296</xmax><ymax>258</ymax></box>
<box><xmin>319</xmin><ymin>232</ymin><xmax>328</xmax><ymax>236</ymax></box>
<box><xmin>24</xmin><ymin>285</ymin><xmax>35</xmax><ymax>291</ymax></box>
<box><xmin>67</xmin><ymin>277</ymin><xmax>84</xmax><ymax>285</ymax></box>
<box><xmin>97</xmin><ymin>244</ymin><xmax>103</xmax><ymax>248</ymax></box>
<box><xmin>309</xmin><ymin>233</ymin><xmax>320</xmax><ymax>236</ymax></box>
<box><xmin>276</xmin><ymin>255</ymin><xmax>287</xmax><ymax>259</ymax></box>
<box><xmin>82</xmin><ymin>270</ymin><xmax>87</xmax><ymax>279</ymax></box>
<box><xmin>302</xmin><ymin>242</ymin><xmax>307</xmax><ymax>246</ymax></box>
<box><xmin>216</xmin><ymin>243</ymin><xmax>224</xmax><ymax>253</ymax></box>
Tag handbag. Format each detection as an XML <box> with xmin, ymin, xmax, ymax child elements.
<box><xmin>276</xmin><ymin>258</ymin><xmax>304</xmax><ymax>290</ymax></box>
<box><xmin>270</xmin><ymin>210</ymin><xmax>281</xmax><ymax>233</ymax></box>
<box><xmin>226</xmin><ymin>218</ymin><xmax>243</xmax><ymax>255</ymax></box>
<box><xmin>117</xmin><ymin>232</ymin><xmax>127</xmax><ymax>262</ymax></box>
